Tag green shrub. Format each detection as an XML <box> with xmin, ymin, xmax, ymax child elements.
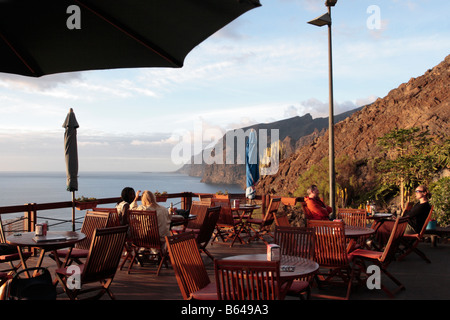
<box><xmin>430</xmin><ymin>177</ymin><xmax>450</xmax><ymax>227</ymax></box>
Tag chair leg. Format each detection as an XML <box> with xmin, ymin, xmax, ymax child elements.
<box><xmin>398</xmin><ymin>240</ymin><xmax>431</xmax><ymax>263</ymax></box>
<box><xmin>380</xmin><ymin>267</ymin><xmax>405</xmax><ymax>298</ymax></box>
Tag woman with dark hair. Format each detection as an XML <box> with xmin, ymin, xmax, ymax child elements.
<box><xmin>404</xmin><ymin>185</ymin><xmax>432</xmax><ymax>234</ymax></box>
<box><xmin>374</xmin><ymin>184</ymin><xmax>432</xmax><ymax>247</ymax></box>
<box><xmin>116</xmin><ymin>187</ymin><xmax>139</xmax><ymax>225</ymax></box>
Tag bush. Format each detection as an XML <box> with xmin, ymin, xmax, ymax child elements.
<box><xmin>430</xmin><ymin>177</ymin><xmax>450</xmax><ymax>227</ymax></box>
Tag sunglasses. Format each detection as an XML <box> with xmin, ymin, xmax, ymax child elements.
<box><xmin>415</xmin><ymin>190</ymin><xmax>424</xmax><ymax>193</ymax></box>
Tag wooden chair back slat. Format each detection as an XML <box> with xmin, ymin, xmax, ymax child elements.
<box><xmin>307</xmin><ymin>220</ymin><xmax>348</xmax><ymax>267</ymax></box>
<box><xmin>337</xmin><ymin>208</ymin><xmax>367</xmax><ymax>227</ymax></box>
<box><xmin>77</xmin><ymin>212</ymin><xmax>110</xmax><ymax>250</ymax></box>
<box><xmin>196</xmin><ymin>206</ymin><xmax>221</xmax><ymax>245</ymax></box>
<box><xmin>128</xmin><ymin>210</ymin><xmax>161</xmax><ymax>250</ymax></box>
<box><xmin>262</xmin><ymin>198</ymin><xmax>281</xmax><ymax>227</ymax></box>
<box><xmin>211</xmin><ymin>199</ymin><xmax>234</xmax><ymax>226</ymax></box>
<box><xmin>214</xmin><ymin>259</ymin><xmax>282</xmax><ymax>300</ymax></box>
<box><xmin>165</xmin><ymin>232</ymin><xmax>211</xmax><ymax>300</ymax></box>
<box><xmin>186</xmin><ymin>204</ymin><xmax>209</xmax><ymax>230</ymax></box>
<box><xmin>82</xmin><ymin>226</ymin><xmax>128</xmax><ymax>283</ymax></box>
<box><xmin>274</xmin><ymin>226</ymin><xmax>315</xmax><ymax>260</ymax></box>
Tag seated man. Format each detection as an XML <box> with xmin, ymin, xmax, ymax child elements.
<box><xmin>305</xmin><ymin>184</ymin><xmax>332</xmax><ymax>220</ymax></box>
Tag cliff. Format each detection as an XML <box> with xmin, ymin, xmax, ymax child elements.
<box><xmin>256</xmin><ymin>55</ymin><xmax>450</xmax><ymax>195</ymax></box>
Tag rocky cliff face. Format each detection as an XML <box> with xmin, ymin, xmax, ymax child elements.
<box><xmin>256</xmin><ymin>55</ymin><xmax>450</xmax><ymax>196</ymax></box>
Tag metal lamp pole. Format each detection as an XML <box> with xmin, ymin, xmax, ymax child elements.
<box><xmin>308</xmin><ymin>0</ymin><xmax>337</xmax><ymax>218</ymax></box>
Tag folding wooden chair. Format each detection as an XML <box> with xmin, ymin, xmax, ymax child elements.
<box><xmin>307</xmin><ymin>220</ymin><xmax>355</xmax><ymax>300</ymax></box>
<box><xmin>211</xmin><ymin>199</ymin><xmax>244</xmax><ymax>247</ymax></box>
<box><xmin>195</xmin><ymin>206</ymin><xmax>221</xmax><ymax>260</ymax></box>
<box><xmin>274</xmin><ymin>226</ymin><xmax>315</xmax><ymax>299</ymax></box>
<box><xmin>55</xmin><ymin>225</ymin><xmax>128</xmax><ymax>300</ymax></box>
<box><xmin>165</xmin><ymin>232</ymin><xmax>217</xmax><ymax>300</ymax></box>
<box><xmin>274</xmin><ymin>212</ymin><xmax>291</xmax><ymax>227</ymax></box>
<box><xmin>87</xmin><ymin>208</ymin><xmax>121</xmax><ymax>227</ymax></box>
<box><xmin>184</xmin><ymin>203</ymin><xmax>209</xmax><ymax>233</ymax></box>
<box><xmin>350</xmin><ymin>217</ymin><xmax>409</xmax><ymax>298</ymax></box>
<box><xmin>247</xmin><ymin>198</ymin><xmax>281</xmax><ymax>244</ymax></box>
<box><xmin>120</xmin><ymin>210</ymin><xmax>168</xmax><ymax>275</ymax></box>
<box><xmin>300</xmin><ymin>200</ymin><xmax>313</xmax><ymax>220</ymax></box>
<box><xmin>337</xmin><ymin>208</ymin><xmax>368</xmax><ymax>227</ymax></box>
<box><xmin>398</xmin><ymin>206</ymin><xmax>434</xmax><ymax>263</ymax></box>
<box><xmin>0</xmin><ymin>216</ymin><xmax>32</xmax><ymax>274</ymax></box>
<box><xmin>52</xmin><ymin>211</ymin><xmax>110</xmax><ymax>265</ymax></box>
<box><xmin>214</xmin><ymin>259</ymin><xmax>285</xmax><ymax>300</ymax></box>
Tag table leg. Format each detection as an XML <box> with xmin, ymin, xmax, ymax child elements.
<box><xmin>15</xmin><ymin>246</ymin><xmax>30</xmax><ymax>278</ymax></box>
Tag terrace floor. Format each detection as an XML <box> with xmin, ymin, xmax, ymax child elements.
<box><xmin>19</xmin><ymin>235</ymin><xmax>450</xmax><ymax>302</ymax></box>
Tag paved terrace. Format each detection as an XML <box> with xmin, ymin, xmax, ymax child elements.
<box><xmin>23</xmin><ymin>236</ymin><xmax>450</xmax><ymax>301</ymax></box>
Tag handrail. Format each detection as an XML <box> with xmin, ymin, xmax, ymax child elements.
<box><xmin>0</xmin><ymin>192</ymin><xmax>262</xmax><ymax>234</ymax></box>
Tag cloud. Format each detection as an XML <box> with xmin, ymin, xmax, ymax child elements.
<box><xmin>0</xmin><ymin>72</ymin><xmax>83</xmax><ymax>92</ymax></box>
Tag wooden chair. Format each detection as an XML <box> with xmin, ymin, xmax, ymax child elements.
<box><xmin>300</xmin><ymin>200</ymin><xmax>313</xmax><ymax>220</ymax></box>
<box><xmin>87</xmin><ymin>208</ymin><xmax>121</xmax><ymax>227</ymax></box>
<box><xmin>350</xmin><ymin>217</ymin><xmax>409</xmax><ymax>298</ymax></box>
<box><xmin>214</xmin><ymin>259</ymin><xmax>285</xmax><ymax>300</ymax></box>
<box><xmin>247</xmin><ymin>198</ymin><xmax>281</xmax><ymax>244</ymax></box>
<box><xmin>307</xmin><ymin>220</ymin><xmax>355</xmax><ymax>300</ymax></box>
<box><xmin>165</xmin><ymin>232</ymin><xmax>217</xmax><ymax>300</ymax></box>
<box><xmin>55</xmin><ymin>225</ymin><xmax>128</xmax><ymax>300</ymax></box>
<box><xmin>398</xmin><ymin>206</ymin><xmax>434</xmax><ymax>263</ymax></box>
<box><xmin>195</xmin><ymin>206</ymin><xmax>221</xmax><ymax>260</ymax></box>
<box><xmin>0</xmin><ymin>216</ymin><xmax>32</xmax><ymax>274</ymax></box>
<box><xmin>274</xmin><ymin>212</ymin><xmax>291</xmax><ymax>227</ymax></box>
<box><xmin>211</xmin><ymin>199</ymin><xmax>244</xmax><ymax>247</ymax></box>
<box><xmin>274</xmin><ymin>226</ymin><xmax>315</xmax><ymax>299</ymax></box>
<box><xmin>52</xmin><ymin>211</ymin><xmax>110</xmax><ymax>265</ymax></box>
<box><xmin>337</xmin><ymin>208</ymin><xmax>368</xmax><ymax>227</ymax></box>
<box><xmin>184</xmin><ymin>203</ymin><xmax>210</xmax><ymax>233</ymax></box>
<box><xmin>120</xmin><ymin>210</ymin><xmax>168</xmax><ymax>275</ymax></box>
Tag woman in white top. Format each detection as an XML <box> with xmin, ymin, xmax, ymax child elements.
<box><xmin>134</xmin><ymin>190</ymin><xmax>171</xmax><ymax>244</ymax></box>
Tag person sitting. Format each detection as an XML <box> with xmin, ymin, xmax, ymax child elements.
<box><xmin>404</xmin><ymin>185</ymin><xmax>432</xmax><ymax>234</ymax></box>
<box><xmin>115</xmin><ymin>187</ymin><xmax>138</xmax><ymax>225</ymax></box>
<box><xmin>374</xmin><ymin>185</ymin><xmax>432</xmax><ymax>247</ymax></box>
<box><xmin>304</xmin><ymin>184</ymin><xmax>332</xmax><ymax>220</ymax></box>
<box><xmin>134</xmin><ymin>190</ymin><xmax>171</xmax><ymax>244</ymax></box>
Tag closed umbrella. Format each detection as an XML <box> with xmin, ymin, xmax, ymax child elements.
<box><xmin>245</xmin><ymin>129</ymin><xmax>259</xmax><ymax>200</ymax></box>
<box><xmin>0</xmin><ymin>0</ymin><xmax>261</xmax><ymax>77</ymax></box>
<box><xmin>62</xmin><ymin>108</ymin><xmax>79</xmax><ymax>231</ymax></box>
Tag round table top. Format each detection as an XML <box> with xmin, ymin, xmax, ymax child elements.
<box><xmin>231</xmin><ymin>204</ymin><xmax>260</xmax><ymax>210</ymax></box>
<box><xmin>223</xmin><ymin>253</ymin><xmax>319</xmax><ymax>280</ymax></box>
<box><xmin>344</xmin><ymin>226</ymin><xmax>375</xmax><ymax>238</ymax></box>
<box><xmin>6</xmin><ymin>231</ymin><xmax>86</xmax><ymax>249</ymax></box>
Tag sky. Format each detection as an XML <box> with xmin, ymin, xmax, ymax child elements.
<box><xmin>0</xmin><ymin>0</ymin><xmax>449</xmax><ymax>173</ymax></box>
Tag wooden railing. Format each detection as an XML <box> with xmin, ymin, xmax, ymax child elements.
<box><xmin>0</xmin><ymin>192</ymin><xmax>271</xmax><ymax>234</ymax></box>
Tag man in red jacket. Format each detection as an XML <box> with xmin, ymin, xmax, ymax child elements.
<box><xmin>305</xmin><ymin>184</ymin><xmax>332</xmax><ymax>220</ymax></box>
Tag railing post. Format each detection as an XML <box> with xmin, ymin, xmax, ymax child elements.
<box><xmin>23</xmin><ymin>203</ymin><xmax>38</xmax><ymax>255</ymax></box>
<box><xmin>23</xmin><ymin>203</ymin><xmax>37</xmax><ymax>233</ymax></box>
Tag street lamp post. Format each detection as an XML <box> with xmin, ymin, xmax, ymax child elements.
<box><xmin>308</xmin><ymin>0</ymin><xmax>337</xmax><ymax>219</ymax></box>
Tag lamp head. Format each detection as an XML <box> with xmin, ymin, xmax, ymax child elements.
<box><xmin>307</xmin><ymin>13</ymin><xmax>331</xmax><ymax>27</ymax></box>
<box><xmin>326</xmin><ymin>0</ymin><xmax>337</xmax><ymax>6</ymax></box>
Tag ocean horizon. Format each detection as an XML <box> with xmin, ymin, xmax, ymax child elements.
<box><xmin>0</xmin><ymin>171</ymin><xmax>243</xmax><ymax>229</ymax></box>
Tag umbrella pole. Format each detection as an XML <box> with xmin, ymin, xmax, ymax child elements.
<box><xmin>72</xmin><ymin>191</ymin><xmax>76</xmax><ymax>231</ymax></box>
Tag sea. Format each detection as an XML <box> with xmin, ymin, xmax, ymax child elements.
<box><xmin>0</xmin><ymin>171</ymin><xmax>243</xmax><ymax>230</ymax></box>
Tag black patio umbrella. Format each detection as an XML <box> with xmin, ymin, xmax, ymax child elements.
<box><xmin>62</xmin><ymin>108</ymin><xmax>79</xmax><ymax>231</ymax></box>
<box><xmin>0</xmin><ymin>0</ymin><xmax>261</xmax><ymax>77</ymax></box>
